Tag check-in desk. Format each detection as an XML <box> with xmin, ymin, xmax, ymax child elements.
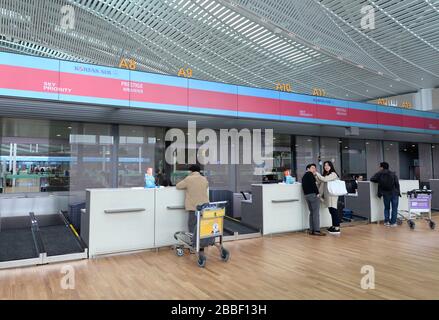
<box><xmin>155</xmin><ymin>187</ymin><xmax>188</xmax><ymax>247</ymax></box>
<box><xmin>345</xmin><ymin>180</ymin><xmax>420</xmax><ymax>222</ymax></box>
<box><xmin>83</xmin><ymin>188</ymin><xmax>155</xmax><ymax>257</ymax></box>
<box><xmin>429</xmin><ymin>179</ymin><xmax>439</xmax><ymax>210</ymax></box>
<box><xmin>241</xmin><ymin>183</ymin><xmax>331</xmax><ymax>235</ymax></box>
<box><xmin>345</xmin><ymin>182</ymin><xmax>383</xmax><ymax>222</ymax></box>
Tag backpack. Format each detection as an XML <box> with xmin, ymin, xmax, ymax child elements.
<box><xmin>379</xmin><ymin>171</ymin><xmax>395</xmax><ymax>192</ymax></box>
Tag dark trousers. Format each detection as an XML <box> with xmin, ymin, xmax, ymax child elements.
<box><xmin>383</xmin><ymin>194</ymin><xmax>399</xmax><ymax>224</ymax></box>
<box><xmin>328</xmin><ymin>207</ymin><xmax>340</xmax><ymax>227</ymax></box>
<box><xmin>305</xmin><ymin>193</ymin><xmax>320</xmax><ymax>232</ymax></box>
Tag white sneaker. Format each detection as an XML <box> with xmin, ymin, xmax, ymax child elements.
<box><xmin>384</xmin><ymin>222</ymin><xmax>391</xmax><ymax>227</ymax></box>
<box><xmin>390</xmin><ymin>223</ymin><xmax>398</xmax><ymax>228</ymax></box>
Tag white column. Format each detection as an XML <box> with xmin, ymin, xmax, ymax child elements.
<box><xmin>12</xmin><ymin>143</ymin><xmax>17</xmax><ymax>187</ymax></box>
<box><xmin>8</xmin><ymin>143</ymin><xmax>12</xmax><ymax>172</ymax></box>
<box><xmin>138</xmin><ymin>146</ymin><xmax>142</xmax><ymax>173</ymax></box>
<box><xmin>414</xmin><ymin>88</ymin><xmax>434</xmax><ymax>111</ymax></box>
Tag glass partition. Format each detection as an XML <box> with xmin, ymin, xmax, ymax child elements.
<box><xmin>341</xmin><ymin>139</ymin><xmax>367</xmax><ymax>180</ymax></box>
<box><xmin>295</xmin><ymin>136</ymin><xmax>319</xmax><ymax>181</ymax></box>
<box><xmin>118</xmin><ymin>125</ymin><xmax>165</xmax><ymax>188</ymax></box>
<box><xmin>418</xmin><ymin>143</ymin><xmax>433</xmax><ymax>183</ymax></box>
<box><xmin>320</xmin><ymin>137</ymin><xmax>341</xmax><ymax>175</ymax></box>
<box><xmin>366</xmin><ymin>140</ymin><xmax>383</xmax><ymax>180</ymax></box>
<box><xmin>0</xmin><ymin>118</ymin><xmax>71</xmax><ymax>194</ymax></box>
<box><xmin>383</xmin><ymin>141</ymin><xmax>400</xmax><ymax>176</ymax></box>
<box><xmin>398</xmin><ymin>142</ymin><xmax>419</xmax><ymax>180</ymax></box>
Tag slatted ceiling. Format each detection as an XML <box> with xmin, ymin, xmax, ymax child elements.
<box><xmin>0</xmin><ymin>1</ymin><xmax>438</xmax><ymax>102</ymax></box>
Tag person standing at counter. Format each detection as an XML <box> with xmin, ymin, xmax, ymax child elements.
<box><xmin>176</xmin><ymin>164</ymin><xmax>209</xmax><ymax>255</ymax></box>
<box><xmin>315</xmin><ymin>161</ymin><xmax>341</xmax><ymax>235</ymax></box>
<box><xmin>155</xmin><ymin>168</ymin><xmax>171</xmax><ymax>187</ymax></box>
<box><xmin>144</xmin><ymin>167</ymin><xmax>156</xmax><ymax>188</ymax></box>
<box><xmin>370</xmin><ymin>162</ymin><xmax>401</xmax><ymax>227</ymax></box>
<box><xmin>283</xmin><ymin>168</ymin><xmax>295</xmax><ymax>184</ymax></box>
<box><xmin>302</xmin><ymin>164</ymin><xmax>325</xmax><ymax>236</ymax></box>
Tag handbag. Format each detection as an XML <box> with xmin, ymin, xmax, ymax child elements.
<box><xmin>327</xmin><ymin>179</ymin><xmax>348</xmax><ymax>196</ymax></box>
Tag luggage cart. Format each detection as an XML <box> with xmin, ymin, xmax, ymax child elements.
<box><xmin>397</xmin><ymin>189</ymin><xmax>435</xmax><ymax>230</ymax></box>
<box><xmin>174</xmin><ymin>201</ymin><xmax>230</xmax><ymax>268</ymax></box>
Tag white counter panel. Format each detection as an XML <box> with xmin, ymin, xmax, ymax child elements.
<box><xmin>370</xmin><ymin>183</ymin><xmax>385</xmax><ymax>222</ymax></box>
<box><xmin>155</xmin><ymin>187</ymin><xmax>188</xmax><ymax>247</ymax></box>
<box><xmin>86</xmin><ymin>188</ymin><xmax>155</xmax><ymax>257</ymax></box>
<box><xmin>261</xmin><ymin>184</ymin><xmax>304</xmax><ymax>235</ymax></box>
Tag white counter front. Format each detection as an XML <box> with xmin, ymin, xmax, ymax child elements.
<box><xmin>241</xmin><ymin>183</ymin><xmax>332</xmax><ymax>235</ymax></box>
<box><xmin>345</xmin><ymin>180</ymin><xmax>419</xmax><ymax>223</ymax></box>
<box><xmin>261</xmin><ymin>183</ymin><xmax>304</xmax><ymax>234</ymax></box>
<box><xmin>83</xmin><ymin>188</ymin><xmax>155</xmax><ymax>257</ymax></box>
<box><xmin>155</xmin><ymin>187</ymin><xmax>188</xmax><ymax>247</ymax></box>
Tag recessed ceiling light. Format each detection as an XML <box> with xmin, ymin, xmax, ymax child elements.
<box><xmin>56</xmin><ymin>134</ymin><xmax>61</xmax><ymax>137</ymax></box>
<box><xmin>67</xmin><ymin>126</ymin><xmax>72</xmax><ymax>129</ymax></box>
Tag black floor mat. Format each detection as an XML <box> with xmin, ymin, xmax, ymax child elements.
<box><xmin>224</xmin><ymin>218</ymin><xmax>259</xmax><ymax>235</ymax></box>
<box><xmin>39</xmin><ymin>225</ymin><xmax>83</xmax><ymax>257</ymax></box>
<box><xmin>0</xmin><ymin>229</ymin><xmax>39</xmax><ymax>262</ymax></box>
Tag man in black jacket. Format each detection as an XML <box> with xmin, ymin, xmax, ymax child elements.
<box><xmin>370</xmin><ymin>162</ymin><xmax>401</xmax><ymax>227</ymax></box>
<box><xmin>302</xmin><ymin>163</ymin><xmax>325</xmax><ymax>236</ymax></box>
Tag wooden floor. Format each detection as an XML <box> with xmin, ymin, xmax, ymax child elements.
<box><xmin>1</xmin><ymin>217</ymin><xmax>439</xmax><ymax>300</ymax></box>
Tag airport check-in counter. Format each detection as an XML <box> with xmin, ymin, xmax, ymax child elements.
<box><xmin>345</xmin><ymin>182</ymin><xmax>383</xmax><ymax>222</ymax></box>
<box><xmin>155</xmin><ymin>187</ymin><xmax>188</xmax><ymax>247</ymax></box>
<box><xmin>83</xmin><ymin>187</ymin><xmax>189</xmax><ymax>257</ymax></box>
<box><xmin>345</xmin><ymin>180</ymin><xmax>420</xmax><ymax>222</ymax></box>
<box><xmin>83</xmin><ymin>188</ymin><xmax>156</xmax><ymax>257</ymax></box>
<box><xmin>429</xmin><ymin>179</ymin><xmax>439</xmax><ymax>210</ymax></box>
<box><xmin>241</xmin><ymin>183</ymin><xmax>331</xmax><ymax>235</ymax></box>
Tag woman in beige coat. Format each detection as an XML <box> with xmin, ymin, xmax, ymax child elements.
<box><xmin>315</xmin><ymin>161</ymin><xmax>341</xmax><ymax>235</ymax></box>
